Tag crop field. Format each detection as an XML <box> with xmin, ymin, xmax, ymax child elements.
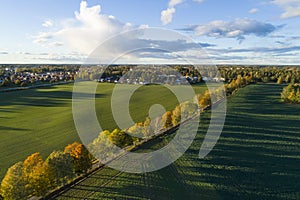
<box><xmin>55</xmin><ymin>84</ymin><xmax>300</xmax><ymax>200</ymax></box>
<box><xmin>0</xmin><ymin>83</ymin><xmax>207</xmax><ymax>180</ymax></box>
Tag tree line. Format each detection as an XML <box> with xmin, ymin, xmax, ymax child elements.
<box><xmin>218</xmin><ymin>65</ymin><xmax>300</xmax><ymax>84</ymax></box>
<box><xmin>281</xmin><ymin>84</ymin><xmax>300</xmax><ymax>104</ymax></box>
<box><xmin>88</xmin><ymin>100</ymin><xmax>199</xmax><ymax>161</ymax></box>
<box><xmin>0</xmin><ymin>142</ymin><xmax>93</xmax><ymax>200</ymax></box>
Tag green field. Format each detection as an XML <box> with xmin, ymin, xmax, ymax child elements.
<box><xmin>0</xmin><ymin>83</ymin><xmax>207</xmax><ymax>180</ymax></box>
<box><xmin>55</xmin><ymin>84</ymin><xmax>300</xmax><ymax>200</ymax></box>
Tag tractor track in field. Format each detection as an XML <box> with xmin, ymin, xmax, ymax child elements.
<box><xmin>81</xmin><ymin>170</ymin><xmax>124</xmax><ymax>199</ymax></box>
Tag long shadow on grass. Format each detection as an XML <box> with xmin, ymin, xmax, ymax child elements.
<box><xmin>0</xmin><ymin>87</ymin><xmax>106</xmax><ymax>108</ymax></box>
<box><xmin>0</xmin><ymin>126</ymin><xmax>31</xmax><ymax>131</ymax></box>
<box><xmin>56</xmin><ymin>84</ymin><xmax>300</xmax><ymax>200</ymax></box>
<box><xmin>193</xmin><ymin>84</ymin><xmax>300</xmax><ymax>199</ymax></box>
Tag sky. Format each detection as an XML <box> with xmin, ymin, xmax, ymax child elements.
<box><xmin>1</xmin><ymin>0</ymin><xmax>300</xmax><ymax>64</ymax></box>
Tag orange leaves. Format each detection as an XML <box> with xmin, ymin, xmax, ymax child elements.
<box><xmin>64</xmin><ymin>142</ymin><xmax>93</xmax><ymax>173</ymax></box>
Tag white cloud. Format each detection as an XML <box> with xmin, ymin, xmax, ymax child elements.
<box><xmin>193</xmin><ymin>18</ymin><xmax>280</xmax><ymax>42</ymax></box>
<box><xmin>249</xmin><ymin>8</ymin><xmax>259</xmax><ymax>14</ymax></box>
<box><xmin>169</xmin><ymin>0</ymin><xmax>183</xmax><ymax>7</ymax></box>
<box><xmin>161</xmin><ymin>8</ymin><xmax>176</xmax><ymax>25</ymax></box>
<box><xmin>33</xmin><ymin>32</ymin><xmax>54</xmax><ymax>44</ymax></box>
<box><xmin>42</xmin><ymin>20</ymin><xmax>53</xmax><ymax>27</ymax></box>
<box><xmin>32</xmin><ymin>1</ymin><xmax>219</xmax><ymax>64</ymax></box>
<box><xmin>33</xmin><ymin>1</ymin><xmax>132</xmax><ymax>53</ymax></box>
<box><xmin>193</xmin><ymin>0</ymin><xmax>204</xmax><ymax>3</ymax></box>
<box><xmin>272</xmin><ymin>0</ymin><xmax>300</xmax><ymax>18</ymax></box>
<box><xmin>161</xmin><ymin>0</ymin><xmax>187</xmax><ymax>25</ymax></box>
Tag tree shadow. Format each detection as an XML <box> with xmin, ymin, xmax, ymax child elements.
<box><xmin>55</xmin><ymin>84</ymin><xmax>300</xmax><ymax>200</ymax></box>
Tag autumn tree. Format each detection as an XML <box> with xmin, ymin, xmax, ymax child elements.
<box><xmin>126</xmin><ymin>123</ymin><xmax>144</xmax><ymax>138</ymax></box>
<box><xmin>180</xmin><ymin>101</ymin><xmax>198</xmax><ymax>121</ymax></box>
<box><xmin>199</xmin><ymin>90</ymin><xmax>211</xmax><ymax>108</ymax></box>
<box><xmin>281</xmin><ymin>84</ymin><xmax>300</xmax><ymax>104</ymax></box>
<box><xmin>0</xmin><ymin>162</ymin><xmax>27</xmax><ymax>200</ymax></box>
<box><xmin>46</xmin><ymin>151</ymin><xmax>74</xmax><ymax>185</ymax></box>
<box><xmin>23</xmin><ymin>152</ymin><xmax>54</xmax><ymax>197</ymax></box>
<box><xmin>277</xmin><ymin>76</ymin><xmax>283</xmax><ymax>84</ymax></box>
<box><xmin>88</xmin><ymin>130</ymin><xmax>115</xmax><ymax>161</ymax></box>
<box><xmin>109</xmin><ymin>129</ymin><xmax>133</xmax><ymax>148</ymax></box>
<box><xmin>172</xmin><ymin>105</ymin><xmax>181</xmax><ymax>126</ymax></box>
<box><xmin>143</xmin><ymin>117</ymin><xmax>154</xmax><ymax>138</ymax></box>
<box><xmin>64</xmin><ymin>142</ymin><xmax>93</xmax><ymax>173</ymax></box>
<box><xmin>162</xmin><ymin>111</ymin><xmax>173</xmax><ymax>129</ymax></box>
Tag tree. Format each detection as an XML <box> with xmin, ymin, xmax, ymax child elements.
<box><xmin>143</xmin><ymin>117</ymin><xmax>154</xmax><ymax>138</ymax></box>
<box><xmin>23</xmin><ymin>152</ymin><xmax>54</xmax><ymax>197</ymax></box>
<box><xmin>27</xmin><ymin>162</ymin><xmax>54</xmax><ymax>196</ymax></box>
<box><xmin>0</xmin><ymin>162</ymin><xmax>27</xmax><ymax>200</ymax></box>
<box><xmin>180</xmin><ymin>101</ymin><xmax>198</xmax><ymax>120</ymax></box>
<box><xmin>109</xmin><ymin>129</ymin><xmax>133</xmax><ymax>148</ymax></box>
<box><xmin>46</xmin><ymin>151</ymin><xmax>74</xmax><ymax>185</ymax></box>
<box><xmin>199</xmin><ymin>90</ymin><xmax>211</xmax><ymax>108</ymax></box>
<box><xmin>1</xmin><ymin>78</ymin><xmax>10</xmax><ymax>87</ymax></box>
<box><xmin>172</xmin><ymin>105</ymin><xmax>181</xmax><ymax>126</ymax></box>
<box><xmin>23</xmin><ymin>153</ymin><xmax>42</xmax><ymax>173</ymax></box>
<box><xmin>285</xmin><ymin>74</ymin><xmax>291</xmax><ymax>83</ymax></box>
<box><xmin>64</xmin><ymin>142</ymin><xmax>93</xmax><ymax>173</ymax></box>
<box><xmin>14</xmin><ymin>79</ymin><xmax>20</xmax><ymax>85</ymax></box>
<box><xmin>277</xmin><ymin>76</ymin><xmax>283</xmax><ymax>84</ymax></box>
<box><xmin>89</xmin><ymin>131</ymin><xmax>114</xmax><ymax>161</ymax></box>
<box><xmin>162</xmin><ymin>111</ymin><xmax>173</xmax><ymax>129</ymax></box>
<box><xmin>235</xmin><ymin>75</ymin><xmax>242</xmax><ymax>87</ymax></box>
<box><xmin>281</xmin><ymin>84</ymin><xmax>300</xmax><ymax>104</ymax></box>
<box><xmin>126</xmin><ymin>123</ymin><xmax>144</xmax><ymax>138</ymax></box>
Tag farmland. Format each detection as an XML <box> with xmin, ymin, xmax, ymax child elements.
<box><xmin>0</xmin><ymin>83</ymin><xmax>207</xmax><ymax>180</ymax></box>
<box><xmin>55</xmin><ymin>84</ymin><xmax>300</xmax><ymax>200</ymax></box>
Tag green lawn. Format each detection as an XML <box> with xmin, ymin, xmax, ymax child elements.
<box><xmin>56</xmin><ymin>84</ymin><xmax>300</xmax><ymax>200</ymax></box>
<box><xmin>0</xmin><ymin>83</ymin><xmax>207</xmax><ymax>180</ymax></box>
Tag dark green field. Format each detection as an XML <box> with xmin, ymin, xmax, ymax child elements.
<box><xmin>0</xmin><ymin>83</ymin><xmax>206</xmax><ymax>180</ymax></box>
<box><xmin>55</xmin><ymin>84</ymin><xmax>300</xmax><ymax>200</ymax></box>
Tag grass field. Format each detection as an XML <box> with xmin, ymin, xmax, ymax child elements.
<box><xmin>0</xmin><ymin>83</ymin><xmax>207</xmax><ymax>180</ymax></box>
<box><xmin>55</xmin><ymin>84</ymin><xmax>300</xmax><ymax>200</ymax></box>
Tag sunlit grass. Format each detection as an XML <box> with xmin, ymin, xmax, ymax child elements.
<box><xmin>0</xmin><ymin>83</ymin><xmax>207</xmax><ymax>180</ymax></box>
<box><xmin>57</xmin><ymin>84</ymin><xmax>300</xmax><ymax>200</ymax></box>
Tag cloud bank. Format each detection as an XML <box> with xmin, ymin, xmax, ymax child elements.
<box><xmin>33</xmin><ymin>1</ymin><xmax>214</xmax><ymax>63</ymax></box>
<box><xmin>190</xmin><ymin>19</ymin><xmax>281</xmax><ymax>42</ymax></box>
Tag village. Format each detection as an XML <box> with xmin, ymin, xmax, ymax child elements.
<box><xmin>0</xmin><ymin>65</ymin><xmax>225</xmax><ymax>88</ymax></box>
<box><xmin>0</xmin><ymin>66</ymin><xmax>76</xmax><ymax>87</ymax></box>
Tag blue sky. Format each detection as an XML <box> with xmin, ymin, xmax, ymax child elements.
<box><xmin>1</xmin><ymin>0</ymin><xmax>300</xmax><ymax>64</ymax></box>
